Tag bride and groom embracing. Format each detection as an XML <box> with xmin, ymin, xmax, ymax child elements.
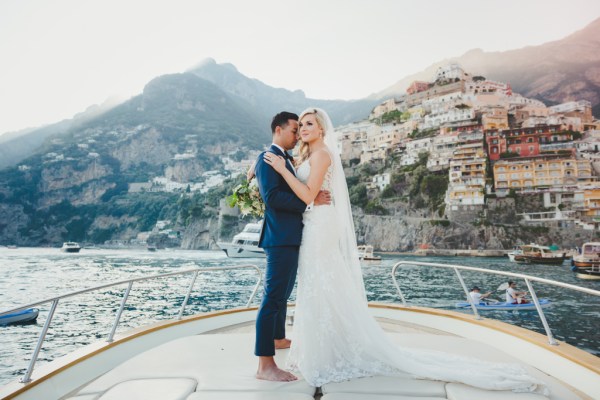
<box><xmin>251</xmin><ymin>108</ymin><xmax>545</xmax><ymax>393</ymax></box>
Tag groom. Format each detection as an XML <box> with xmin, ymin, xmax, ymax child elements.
<box><xmin>254</xmin><ymin>111</ymin><xmax>329</xmax><ymax>381</ymax></box>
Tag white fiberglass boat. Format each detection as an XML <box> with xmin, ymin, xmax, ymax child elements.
<box><xmin>60</xmin><ymin>242</ymin><xmax>81</xmax><ymax>253</ymax></box>
<box><xmin>357</xmin><ymin>245</ymin><xmax>382</xmax><ymax>261</ymax></box>
<box><xmin>217</xmin><ymin>222</ymin><xmax>265</xmax><ymax>258</ymax></box>
<box><xmin>1</xmin><ymin>262</ymin><xmax>599</xmax><ymax>400</ymax></box>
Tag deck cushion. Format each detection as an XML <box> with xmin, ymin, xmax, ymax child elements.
<box><xmin>77</xmin><ymin>334</ymin><xmax>314</xmax><ymax>396</ymax></box>
<box><xmin>445</xmin><ymin>383</ymin><xmax>549</xmax><ymax>400</ymax></box>
<box><xmin>322</xmin><ymin>376</ymin><xmax>447</xmax><ymax>397</ymax></box>
<box><xmin>98</xmin><ymin>378</ymin><xmax>196</xmax><ymax>400</ymax></box>
<box><xmin>187</xmin><ymin>392</ymin><xmax>314</xmax><ymax>400</ymax></box>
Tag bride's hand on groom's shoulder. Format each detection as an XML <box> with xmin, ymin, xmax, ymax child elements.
<box><xmin>263</xmin><ymin>152</ymin><xmax>287</xmax><ymax>174</ymax></box>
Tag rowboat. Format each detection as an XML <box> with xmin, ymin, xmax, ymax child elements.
<box><xmin>0</xmin><ymin>308</ymin><xmax>39</xmax><ymax>325</ymax></box>
<box><xmin>455</xmin><ymin>299</ymin><xmax>551</xmax><ymax>311</ymax></box>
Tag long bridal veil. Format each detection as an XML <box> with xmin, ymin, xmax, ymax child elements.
<box><xmin>307</xmin><ymin>108</ymin><xmax>546</xmax><ymax>394</ymax></box>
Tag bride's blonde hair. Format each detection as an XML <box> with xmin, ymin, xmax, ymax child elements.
<box><xmin>298</xmin><ymin>108</ymin><xmax>328</xmax><ymax>164</ymax></box>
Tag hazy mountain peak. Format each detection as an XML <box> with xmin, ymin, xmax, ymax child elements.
<box><xmin>186</xmin><ymin>57</ymin><xmax>217</xmax><ymax>72</ymax></box>
<box><xmin>373</xmin><ymin>19</ymin><xmax>600</xmax><ymax>115</ymax></box>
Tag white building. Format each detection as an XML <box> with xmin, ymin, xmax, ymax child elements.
<box><xmin>422</xmin><ymin>107</ymin><xmax>475</xmax><ymax>130</ymax></box>
<box><xmin>368</xmin><ymin>173</ymin><xmax>391</xmax><ymax>191</ymax></box>
<box><xmin>422</xmin><ymin>92</ymin><xmax>466</xmax><ymax>115</ymax></box>
<box><xmin>428</xmin><ymin>133</ymin><xmax>461</xmax><ymax>171</ymax></box>
<box><xmin>401</xmin><ymin>137</ymin><xmax>433</xmax><ymax>166</ymax></box>
<box><xmin>549</xmin><ymin>100</ymin><xmax>592</xmax><ymax>114</ymax></box>
<box><xmin>435</xmin><ymin>63</ymin><xmax>466</xmax><ymax>82</ymax></box>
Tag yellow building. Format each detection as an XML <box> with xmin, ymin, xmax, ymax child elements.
<box><xmin>493</xmin><ymin>157</ymin><xmax>595</xmax><ymax>192</ymax></box>
<box><xmin>481</xmin><ymin>106</ymin><xmax>508</xmax><ymax>130</ymax></box>
<box><xmin>583</xmin><ymin>188</ymin><xmax>600</xmax><ymax>217</ymax></box>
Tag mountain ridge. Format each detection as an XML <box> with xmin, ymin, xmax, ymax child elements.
<box><xmin>373</xmin><ymin>17</ymin><xmax>600</xmax><ymax>116</ymax></box>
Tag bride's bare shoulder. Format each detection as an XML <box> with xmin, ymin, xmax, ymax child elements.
<box><xmin>309</xmin><ymin>148</ymin><xmax>332</xmax><ymax>166</ymax></box>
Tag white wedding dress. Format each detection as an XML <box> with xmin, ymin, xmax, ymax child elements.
<box><xmin>285</xmin><ymin>156</ymin><xmax>546</xmax><ymax>393</ymax></box>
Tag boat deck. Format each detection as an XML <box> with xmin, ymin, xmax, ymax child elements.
<box><xmin>61</xmin><ymin>317</ymin><xmax>586</xmax><ymax>400</ymax></box>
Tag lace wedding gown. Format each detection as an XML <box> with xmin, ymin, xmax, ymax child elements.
<box><xmin>286</xmin><ymin>158</ymin><xmax>545</xmax><ymax>393</ymax></box>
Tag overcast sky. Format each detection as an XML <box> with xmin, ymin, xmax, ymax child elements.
<box><xmin>1</xmin><ymin>0</ymin><xmax>599</xmax><ymax>135</ymax></box>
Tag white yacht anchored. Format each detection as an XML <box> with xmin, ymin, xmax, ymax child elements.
<box><xmin>217</xmin><ymin>221</ymin><xmax>265</xmax><ymax>258</ymax></box>
<box><xmin>0</xmin><ymin>261</ymin><xmax>599</xmax><ymax>400</ymax></box>
<box><xmin>60</xmin><ymin>242</ymin><xmax>81</xmax><ymax>253</ymax></box>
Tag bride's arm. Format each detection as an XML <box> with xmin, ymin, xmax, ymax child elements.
<box><xmin>263</xmin><ymin>150</ymin><xmax>330</xmax><ymax>205</ymax></box>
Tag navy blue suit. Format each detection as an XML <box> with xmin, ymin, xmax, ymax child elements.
<box><xmin>254</xmin><ymin>145</ymin><xmax>307</xmax><ymax>356</ymax></box>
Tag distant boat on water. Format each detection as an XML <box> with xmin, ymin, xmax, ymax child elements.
<box><xmin>573</xmin><ymin>242</ymin><xmax>600</xmax><ymax>268</ymax></box>
<box><xmin>61</xmin><ymin>242</ymin><xmax>81</xmax><ymax>253</ymax></box>
<box><xmin>510</xmin><ymin>244</ymin><xmax>565</xmax><ymax>265</ymax></box>
<box><xmin>358</xmin><ymin>245</ymin><xmax>381</xmax><ymax>261</ymax></box>
<box><xmin>217</xmin><ymin>222</ymin><xmax>265</xmax><ymax>258</ymax></box>
<box><xmin>571</xmin><ymin>242</ymin><xmax>600</xmax><ymax>280</ymax></box>
<box><xmin>0</xmin><ymin>308</ymin><xmax>39</xmax><ymax>325</ymax></box>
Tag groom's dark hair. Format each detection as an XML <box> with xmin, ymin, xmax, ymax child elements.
<box><xmin>271</xmin><ymin>111</ymin><xmax>299</xmax><ymax>134</ymax></box>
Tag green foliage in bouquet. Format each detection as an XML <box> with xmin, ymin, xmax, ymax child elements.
<box><xmin>227</xmin><ymin>178</ymin><xmax>265</xmax><ymax>218</ymax></box>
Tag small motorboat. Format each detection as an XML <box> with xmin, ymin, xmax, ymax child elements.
<box><xmin>511</xmin><ymin>244</ymin><xmax>565</xmax><ymax>265</ymax></box>
<box><xmin>0</xmin><ymin>308</ymin><xmax>39</xmax><ymax>325</ymax></box>
<box><xmin>358</xmin><ymin>245</ymin><xmax>382</xmax><ymax>261</ymax></box>
<box><xmin>61</xmin><ymin>242</ymin><xmax>81</xmax><ymax>253</ymax></box>
<box><xmin>455</xmin><ymin>299</ymin><xmax>551</xmax><ymax>311</ymax></box>
<box><xmin>572</xmin><ymin>242</ymin><xmax>600</xmax><ymax>268</ymax></box>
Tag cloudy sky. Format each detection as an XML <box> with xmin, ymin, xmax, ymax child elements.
<box><xmin>1</xmin><ymin>0</ymin><xmax>599</xmax><ymax>135</ymax></box>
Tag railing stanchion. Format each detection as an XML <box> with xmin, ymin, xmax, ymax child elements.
<box><xmin>20</xmin><ymin>299</ymin><xmax>59</xmax><ymax>383</ymax></box>
<box><xmin>391</xmin><ymin>264</ymin><xmax>408</xmax><ymax>306</ymax></box>
<box><xmin>454</xmin><ymin>267</ymin><xmax>481</xmax><ymax>320</ymax></box>
<box><xmin>178</xmin><ymin>271</ymin><xmax>199</xmax><ymax>320</ymax></box>
<box><xmin>246</xmin><ymin>267</ymin><xmax>263</xmax><ymax>307</ymax></box>
<box><xmin>107</xmin><ymin>281</ymin><xmax>133</xmax><ymax>343</ymax></box>
<box><xmin>524</xmin><ymin>278</ymin><xmax>558</xmax><ymax>346</ymax></box>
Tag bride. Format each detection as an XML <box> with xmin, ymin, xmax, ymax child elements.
<box><xmin>262</xmin><ymin>107</ymin><xmax>546</xmax><ymax>393</ymax></box>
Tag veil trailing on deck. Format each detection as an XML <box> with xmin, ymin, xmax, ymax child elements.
<box><xmin>290</xmin><ymin>108</ymin><xmax>547</xmax><ymax>394</ymax></box>
<box><xmin>318</xmin><ymin>108</ymin><xmax>367</xmax><ymax>301</ymax></box>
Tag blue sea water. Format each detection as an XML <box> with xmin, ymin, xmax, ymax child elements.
<box><xmin>0</xmin><ymin>247</ymin><xmax>598</xmax><ymax>386</ymax></box>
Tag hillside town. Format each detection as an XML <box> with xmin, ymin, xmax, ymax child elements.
<box><xmin>336</xmin><ymin>63</ymin><xmax>600</xmax><ymax>231</ymax></box>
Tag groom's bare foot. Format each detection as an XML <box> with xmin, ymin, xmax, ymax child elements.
<box><xmin>256</xmin><ymin>365</ymin><xmax>297</xmax><ymax>382</ymax></box>
<box><xmin>256</xmin><ymin>356</ymin><xmax>297</xmax><ymax>382</ymax></box>
<box><xmin>275</xmin><ymin>338</ymin><xmax>292</xmax><ymax>349</ymax></box>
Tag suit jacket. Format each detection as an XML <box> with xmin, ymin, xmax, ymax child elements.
<box><xmin>255</xmin><ymin>145</ymin><xmax>307</xmax><ymax>248</ymax></box>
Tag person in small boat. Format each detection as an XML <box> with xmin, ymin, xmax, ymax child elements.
<box><xmin>506</xmin><ymin>281</ymin><xmax>529</xmax><ymax>304</ymax></box>
<box><xmin>469</xmin><ymin>286</ymin><xmax>491</xmax><ymax>303</ymax></box>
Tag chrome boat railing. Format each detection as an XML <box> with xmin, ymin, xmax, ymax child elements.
<box><xmin>0</xmin><ymin>264</ymin><xmax>262</xmax><ymax>384</ymax></box>
<box><xmin>392</xmin><ymin>261</ymin><xmax>600</xmax><ymax>347</ymax></box>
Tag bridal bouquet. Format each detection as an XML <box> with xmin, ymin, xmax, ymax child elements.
<box><xmin>227</xmin><ymin>178</ymin><xmax>265</xmax><ymax>218</ymax></box>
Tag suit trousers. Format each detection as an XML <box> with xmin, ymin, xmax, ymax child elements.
<box><xmin>255</xmin><ymin>245</ymin><xmax>299</xmax><ymax>356</ymax></box>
